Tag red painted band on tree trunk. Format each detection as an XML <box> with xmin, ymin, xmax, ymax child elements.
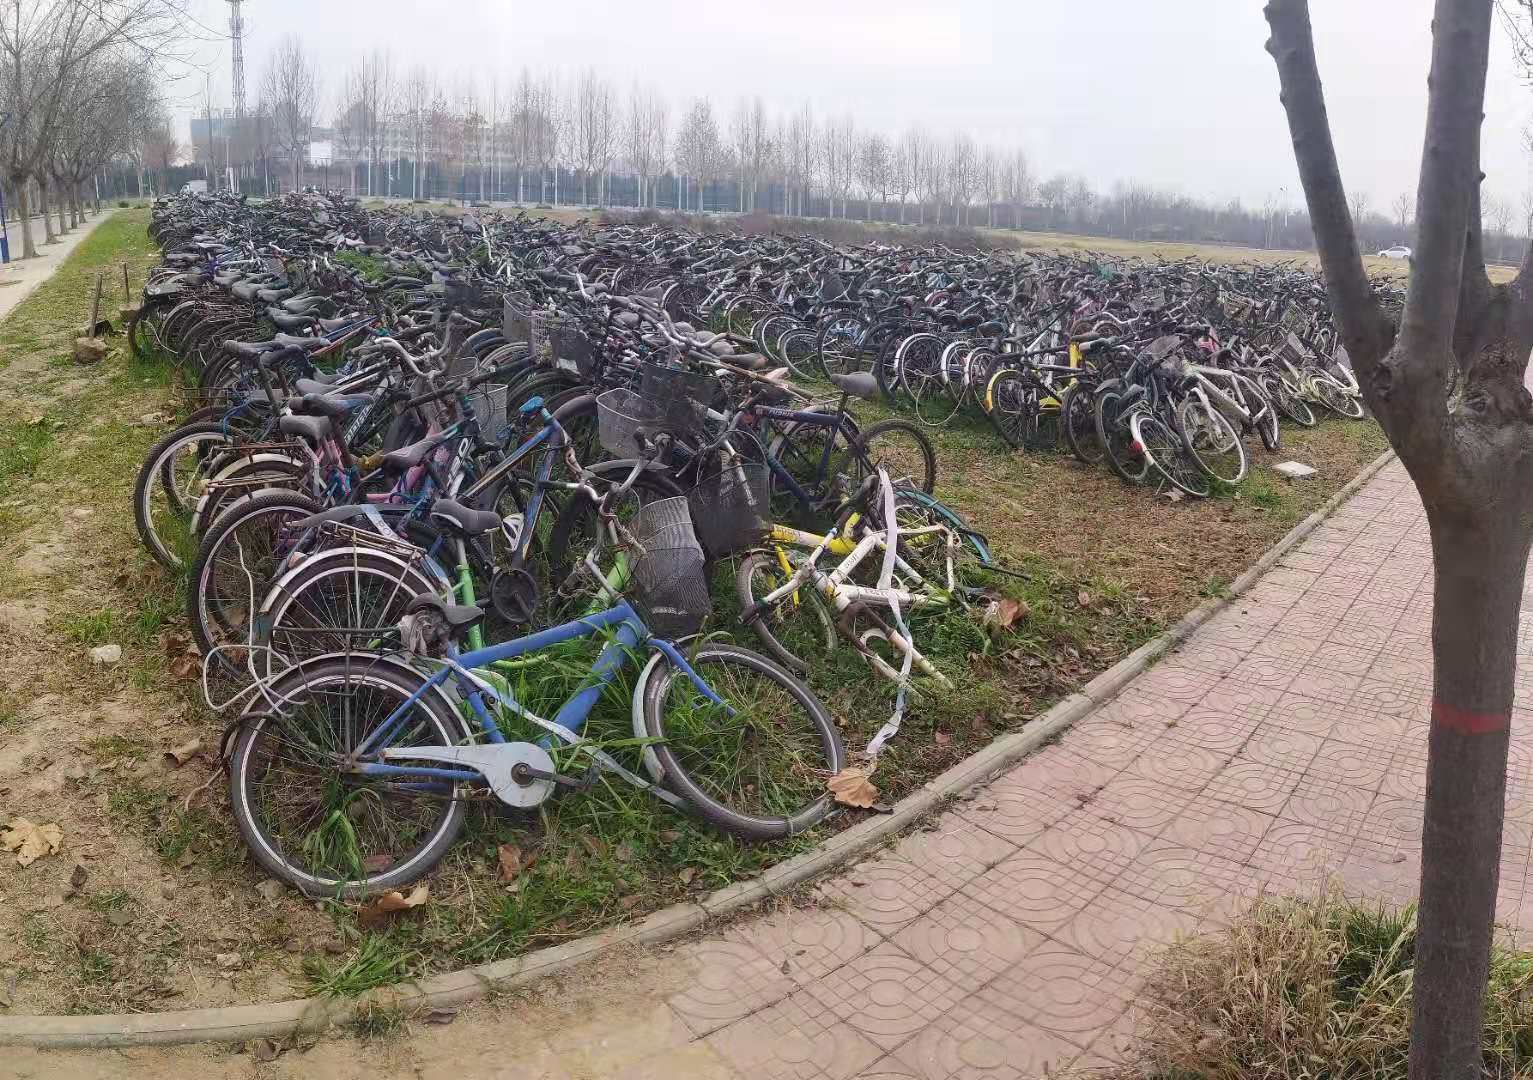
<box><xmin>1431</xmin><ymin>700</ymin><xmax>1511</xmax><ymax>735</ymax></box>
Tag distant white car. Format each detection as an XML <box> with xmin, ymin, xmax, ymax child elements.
<box><xmin>1376</xmin><ymin>245</ymin><xmax>1411</xmax><ymax>258</ymax></box>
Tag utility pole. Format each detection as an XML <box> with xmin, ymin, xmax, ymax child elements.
<box><xmin>227</xmin><ymin>0</ymin><xmax>247</xmax><ymax>192</ymax></box>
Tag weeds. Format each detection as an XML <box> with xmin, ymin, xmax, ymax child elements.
<box><xmin>304</xmin><ymin>934</ymin><xmax>422</xmax><ymax>997</ymax></box>
<box><xmin>1122</xmin><ymin>890</ymin><xmax>1533</xmax><ymax>1079</ymax></box>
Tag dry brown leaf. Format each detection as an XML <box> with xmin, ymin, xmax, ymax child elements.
<box><xmin>496</xmin><ymin>843</ymin><xmax>524</xmax><ymax>883</ymax></box>
<box><xmin>934</xmin><ymin>731</ymin><xmax>952</xmax><ymax>748</ymax></box>
<box><xmin>163</xmin><ymin>738</ymin><xmax>203</xmax><ymax>768</ymax></box>
<box><xmin>579</xmin><ymin>835</ymin><xmax>609</xmax><ymax>858</ymax></box>
<box><xmin>356</xmin><ymin>884</ymin><xmax>429</xmax><ymax>927</ymax></box>
<box><xmin>1077</xmin><ymin>589</ymin><xmax>1095</xmax><ymax>609</ymax></box>
<box><xmin>1</xmin><ymin>819</ymin><xmax>63</xmax><ymax>866</ymax></box>
<box><xmin>827</xmin><ymin>767</ymin><xmax>880</xmax><ymax>809</ymax></box>
<box><xmin>618</xmin><ymin>894</ymin><xmax>643</xmax><ymax>910</ymax></box>
<box><xmin>677</xmin><ymin>867</ymin><xmax>698</xmax><ymax>886</ymax></box>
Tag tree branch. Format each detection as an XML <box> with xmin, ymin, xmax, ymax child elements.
<box><xmin>1400</xmin><ymin>0</ymin><xmax>1491</xmax><ymax>362</ymax></box>
<box><xmin>1263</xmin><ymin>0</ymin><xmax>1393</xmax><ymax>373</ymax></box>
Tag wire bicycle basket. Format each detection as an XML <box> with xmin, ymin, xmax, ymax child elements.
<box><xmin>468</xmin><ymin>382</ymin><xmax>511</xmax><ymax>443</ymax></box>
<box><xmin>595</xmin><ymin>386</ymin><xmax>707</xmax><ymax>460</ymax></box>
<box><xmin>625</xmin><ymin>496</ymin><xmax>710</xmax><ymax>639</ymax></box>
<box><xmin>685</xmin><ymin>457</ymin><xmax>770</xmax><ymax>555</ymax></box>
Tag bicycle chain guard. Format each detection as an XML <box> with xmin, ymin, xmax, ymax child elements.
<box><xmin>382</xmin><ymin>742</ymin><xmax>556</xmax><ymax>809</ymax></box>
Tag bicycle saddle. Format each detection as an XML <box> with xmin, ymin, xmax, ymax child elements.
<box><xmin>277</xmin><ymin>414</ymin><xmax>330</xmax><ymax>446</ymax></box>
<box><xmin>291</xmin><ymin>392</ymin><xmax>373</xmax><ymax>419</ymax></box>
<box><xmin>429</xmin><ymin>498</ymin><xmax>502</xmax><ymax>537</ymax></box>
<box><xmin>378</xmin><ymin>435</ymin><xmax>438</xmax><ymax>473</ymax></box>
<box><xmin>727</xmin><ymin>352</ymin><xmax>772</xmax><ymax>371</ymax></box>
<box><xmin>828</xmin><ymin>371</ymin><xmax>881</xmax><ymax>401</ymax></box>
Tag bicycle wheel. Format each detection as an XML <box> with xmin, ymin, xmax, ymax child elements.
<box><xmin>189</xmin><ymin>490</ymin><xmax>323</xmax><ymax>662</ymax></box>
<box><xmin>133</xmin><ymin>422</ymin><xmax>239</xmax><ymax>569</ymax></box>
<box><xmin>227</xmin><ymin>657</ymin><xmax>468</xmax><ymax>896</ymax></box>
<box><xmin>1262</xmin><ymin>371</ymin><xmax>1316</xmax><ymax>427</ymax></box>
<box><xmin>814</xmin><ymin>314</ymin><xmax>867</xmax><ymax>377</ymax></box>
<box><xmin>1060</xmin><ymin>381</ymin><xmax>1105</xmax><ymax>465</ymax></box>
<box><xmin>260</xmin><ymin>549</ymin><xmax>446</xmax><ymax>670</ymax></box>
<box><xmin>640</xmin><ymin>643</ymin><xmax>845</xmax><ymax>840</ymax></box>
<box><xmin>984</xmin><ymin>368</ymin><xmax>1038</xmax><ymax>450</ymax></box>
<box><xmin>1094</xmin><ymin>383</ymin><xmax>1150</xmax><ymax>483</ymax></box>
<box><xmin>1232</xmin><ymin>373</ymin><xmax>1281</xmax><ymax>452</ymax></box>
<box><xmin>849</xmin><ymin>419</ymin><xmax>937</xmax><ymax>495</ymax></box>
<box><xmin>1133</xmin><ymin>413</ymin><xmax>1211</xmax><ymax>498</ymax></box>
<box><xmin>777</xmin><ymin>327</ymin><xmax>820</xmax><ymax>381</ymax></box>
<box><xmin>1311</xmin><ymin>376</ymin><xmax>1365</xmax><ymax>419</ymax></box>
<box><xmin>736</xmin><ymin>549</ymin><xmax>837</xmax><ymax>674</ymax></box>
<box><xmin>1174</xmin><ymin>398</ymin><xmax>1248</xmax><ymax>485</ymax></box>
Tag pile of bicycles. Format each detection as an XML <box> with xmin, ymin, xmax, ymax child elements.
<box><xmin>130</xmin><ymin>193</ymin><xmax>1016</xmax><ymax>898</ymax></box>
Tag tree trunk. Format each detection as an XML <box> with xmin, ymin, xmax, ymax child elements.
<box><xmin>12</xmin><ymin>176</ymin><xmax>36</xmax><ymax>258</ymax></box>
<box><xmin>1409</xmin><ymin>524</ymin><xmax>1524</xmax><ymax>1079</ymax></box>
<box><xmin>38</xmin><ymin>180</ymin><xmax>56</xmax><ymax>243</ymax></box>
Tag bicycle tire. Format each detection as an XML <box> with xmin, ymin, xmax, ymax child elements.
<box><xmin>1133</xmin><ymin>413</ymin><xmax>1211</xmax><ymax>498</ymax></box>
<box><xmin>188</xmin><ymin>490</ymin><xmax>324</xmax><ymax>662</ymax></box>
<box><xmin>736</xmin><ymin>550</ymin><xmax>837</xmax><ymax>674</ymax></box>
<box><xmin>1060</xmin><ymin>381</ymin><xmax>1105</xmax><ymax>465</ymax></box>
<box><xmin>849</xmin><ymin>418</ymin><xmax>937</xmax><ymax>495</ymax></box>
<box><xmin>1173</xmin><ymin>398</ymin><xmax>1248</xmax><ymax>485</ymax></box>
<box><xmin>227</xmin><ymin>658</ymin><xmax>468</xmax><ymax>897</ymax></box>
<box><xmin>640</xmin><ymin>643</ymin><xmax>845</xmax><ymax>840</ymax></box>
<box><xmin>984</xmin><ymin>368</ymin><xmax>1036</xmax><ymax>450</ymax></box>
<box><xmin>1094</xmin><ymin>382</ymin><xmax>1150</xmax><ymax>483</ymax></box>
<box><xmin>133</xmin><ymin>422</ymin><xmax>239</xmax><ymax>569</ymax></box>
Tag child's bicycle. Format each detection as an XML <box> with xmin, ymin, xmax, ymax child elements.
<box><xmin>223</xmin><ymin>450</ymin><xmax>846</xmax><ymax>897</ymax></box>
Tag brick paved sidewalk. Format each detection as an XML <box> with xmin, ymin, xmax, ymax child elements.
<box><xmin>629</xmin><ymin>457</ymin><xmax>1496</xmax><ymax>1079</ymax></box>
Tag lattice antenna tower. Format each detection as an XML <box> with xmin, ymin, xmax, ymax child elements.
<box><xmin>227</xmin><ymin>0</ymin><xmax>247</xmax><ymax>119</ymax></box>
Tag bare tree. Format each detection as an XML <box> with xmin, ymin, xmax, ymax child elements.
<box><xmin>346</xmin><ymin>50</ymin><xmax>393</xmax><ymax>198</ymax></box>
<box><xmin>1393</xmin><ymin>189</ymin><xmax>1414</xmax><ymax>233</ymax></box>
<box><xmin>141</xmin><ymin>116</ymin><xmax>178</xmax><ymax>196</ymax></box>
<box><xmin>572</xmin><ymin>69</ymin><xmax>615</xmax><ymax>206</ymax></box>
<box><xmin>947</xmin><ymin>133</ymin><xmax>976</xmax><ymax>225</ymax></box>
<box><xmin>399</xmin><ymin>66</ymin><xmax>435</xmax><ymax>200</ymax></box>
<box><xmin>784</xmin><ymin>104</ymin><xmax>814</xmax><ymax>217</ymax></box>
<box><xmin>979</xmin><ymin>146</ymin><xmax>1001</xmax><ymax>227</ymax></box>
<box><xmin>1001</xmin><ymin>148</ymin><xmax>1032</xmax><ymax>228</ymax></box>
<box><xmin>333</xmin><ymin>76</ymin><xmax>364</xmax><ymax>195</ymax></box>
<box><xmin>674</xmin><ymin>97</ymin><xmax>721</xmax><ymax>212</ymax></box>
<box><xmin>1266</xmin><ymin>2</ymin><xmax>1533</xmax><ymax>1075</ymax></box>
<box><xmin>1485</xmin><ymin>193</ymin><xmax>1514</xmax><ymax>262</ymax></box>
<box><xmin>261</xmin><ymin>34</ymin><xmax>320</xmax><ymax>192</ymax></box>
<box><xmin>623</xmin><ymin>83</ymin><xmax>666</xmax><ymax>209</ymax></box>
<box><xmin>855</xmin><ymin>132</ymin><xmax>889</xmax><ymax>220</ymax></box>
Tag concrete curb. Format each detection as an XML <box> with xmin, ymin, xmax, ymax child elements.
<box><xmin>0</xmin><ymin>449</ymin><xmax>1397</xmax><ymax>1049</ymax></box>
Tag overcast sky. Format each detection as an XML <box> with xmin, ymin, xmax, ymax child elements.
<box><xmin>168</xmin><ymin>0</ymin><xmax>1531</xmax><ymax>217</ymax></box>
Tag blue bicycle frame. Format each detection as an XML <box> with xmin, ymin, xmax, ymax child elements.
<box><xmin>351</xmin><ymin>601</ymin><xmax>722</xmax><ymax>792</ymax></box>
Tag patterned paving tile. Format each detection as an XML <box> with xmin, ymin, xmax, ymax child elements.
<box><xmin>1240</xmin><ymin>727</ymin><xmax>1324</xmax><ymax>773</ymax></box>
<box><xmin>1205</xmin><ymin>761</ymin><xmax>1303</xmax><ymax>815</ymax></box>
<box><xmin>891</xmin><ymin>993</ymin><xmax>1085</xmax><ymax>1079</ymax></box>
<box><xmin>1115</xmin><ymin>842</ymin><xmax>1254</xmax><ymax>916</ymax></box>
<box><xmin>669</xmin><ymin>938</ymin><xmax>796</xmax><ymax>1036</ymax></box>
<box><xmin>983</xmin><ymin>942</ymin><xmax>1130</xmax><ymax>1043</ymax></box>
<box><xmin>1056</xmin><ymin>883</ymin><xmax>1201</xmax><ymax>969</ymax></box>
<box><xmin>963</xmin><ymin>850</ymin><xmax>1107</xmax><ymax>934</ymax></box>
<box><xmin>704</xmin><ymin>992</ymin><xmax>883</xmax><ymax>1080</ymax></box>
<box><xmin>1166</xmin><ymin>708</ymin><xmax>1261</xmax><ymax>756</ymax></box>
<box><xmin>892</xmin><ymin>818</ymin><xmax>1020</xmax><ymax>890</ymax></box>
<box><xmin>726</xmin><ymin>907</ymin><xmax>881</xmax><ymax>988</ymax></box>
<box><xmin>1032</xmin><ymin>808</ymin><xmax>1155</xmax><ymax>885</ymax></box>
<box><xmin>814</xmin><ymin>856</ymin><xmax>956</xmax><ymax>934</ymax></box>
<box><xmin>1088</xmin><ymin>775</ymin><xmax>1195</xmax><ymax>834</ymax></box>
<box><xmin>804</xmin><ymin>943</ymin><xmax>965</xmax><ymax>1051</ymax></box>
<box><xmin>891</xmin><ymin>892</ymin><xmax>1043</xmax><ymax>992</ymax></box>
<box><xmin>1056</xmin><ymin>720</ymin><xmax>1160</xmax><ymax>772</ymax></box>
<box><xmin>1122</xmin><ymin>741</ymin><xmax>1225</xmax><ymax>793</ymax></box>
<box><xmin>957</xmin><ymin>786</ymin><xmax>1073</xmax><ymax>847</ymax></box>
<box><xmin>1282</xmin><ymin>775</ymin><xmax>1376</xmax><ymax>837</ymax></box>
<box><xmin>1161</xmin><ymin>799</ymin><xmax>1274</xmax><ymax>863</ymax></box>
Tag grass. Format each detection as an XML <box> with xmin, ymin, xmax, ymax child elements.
<box><xmin>1121</xmin><ymin>890</ymin><xmax>1533</xmax><ymax>1079</ymax></box>
<box><xmin>304</xmin><ymin>934</ymin><xmax>422</xmax><ymax>997</ymax></box>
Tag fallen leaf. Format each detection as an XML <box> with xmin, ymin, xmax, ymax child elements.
<box><xmin>827</xmin><ymin>767</ymin><xmax>879</xmax><ymax>809</ymax></box>
<box><xmin>215</xmin><ymin>952</ymin><xmax>243</xmax><ymax>970</ymax></box>
<box><xmin>1077</xmin><ymin>589</ymin><xmax>1095</xmax><ymax>609</ymax></box>
<box><xmin>779</xmin><ymin>958</ymin><xmax>791</xmax><ymax>974</ymax></box>
<box><xmin>677</xmin><ymin>867</ymin><xmax>697</xmax><ymax>886</ymax></box>
<box><xmin>496</xmin><ymin>844</ymin><xmax>524</xmax><ymax>883</ymax></box>
<box><xmin>67</xmin><ymin>865</ymin><xmax>87</xmax><ymax>895</ymax></box>
<box><xmin>361</xmin><ymin>853</ymin><xmax>393</xmax><ymax>874</ymax></box>
<box><xmin>356</xmin><ymin>884</ymin><xmax>429</xmax><ymax>927</ymax></box>
<box><xmin>579</xmin><ymin>835</ymin><xmax>609</xmax><ymax>858</ymax></box>
<box><xmin>1</xmin><ymin>819</ymin><xmax>63</xmax><ymax>866</ymax></box>
<box><xmin>1163</xmin><ymin>488</ymin><xmax>1186</xmax><ymax>503</ymax></box>
<box><xmin>106</xmin><ymin>907</ymin><xmax>134</xmax><ymax>927</ymax></box>
<box><xmin>255</xmin><ymin>878</ymin><xmax>286</xmax><ymax>901</ymax></box>
<box><xmin>248</xmin><ymin>1038</ymin><xmax>279</xmax><ymax>1062</ymax></box>
<box><xmin>163</xmin><ymin>738</ymin><xmax>203</xmax><ymax>768</ymax></box>
<box><xmin>934</xmin><ymin>731</ymin><xmax>952</xmax><ymax>748</ymax></box>
<box><xmin>614</xmin><ymin>842</ymin><xmax>636</xmax><ymax>863</ymax></box>
<box><xmin>981</xmin><ymin>596</ymin><xmax>1029</xmax><ymax>635</ymax></box>
<box><xmin>617</xmin><ymin>894</ymin><xmax>643</xmax><ymax>911</ymax></box>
